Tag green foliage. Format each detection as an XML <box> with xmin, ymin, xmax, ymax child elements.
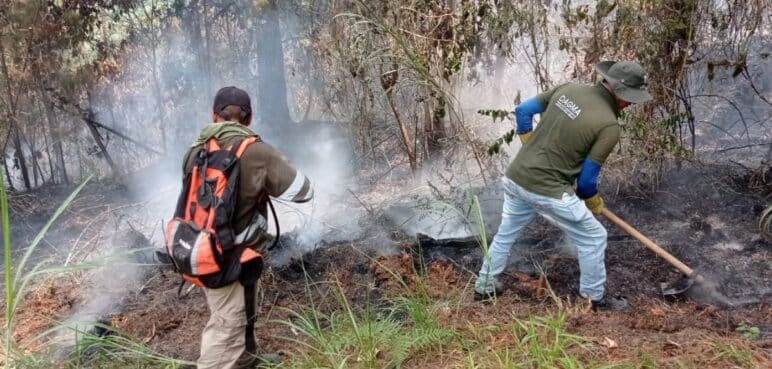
<box><xmin>70</xmin><ymin>324</ymin><xmax>191</xmax><ymax>368</ymax></box>
<box><xmin>615</xmin><ymin>111</ymin><xmax>693</xmax><ymax>193</ymax></box>
<box><xmin>477</xmin><ymin>109</ymin><xmax>512</xmax><ymax>123</ymax></box>
<box><xmin>389</xmin><ymin>295</ymin><xmax>456</xmax><ymax>355</ymax></box>
<box><xmin>462</xmin><ymin>309</ymin><xmax>628</xmax><ymax>369</ymax></box>
<box><xmin>486</xmin><ymin>130</ymin><xmax>517</xmax><ymax>156</ymax></box>
<box><xmin>507</xmin><ymin>311</ymin><xmax>588</xmax><ymax>368</ymax></box>
<box><xmin>711</xmin><ymin>341</ymin><xmax>755</xmax><ymax>368</ymax></box>
<box><xmin>620</xmin><ymin>111</ymin><xmax>689</xmax><ymax>160</ymax></box>
<box><xmin>633</xmin><ymin>349</ymin><xmax>659</xmax><ymax>369</ymax></box>
<box><xmin>2</xmin><ymin>173</ymin><xmax>92</xmax><ymax>365</ymax></box>
<box><xmin>469</xmin><ymin>193</ymin><xmax>488</xmax><ymax>251</ymax></box>
<box><xmin>0</xmin><ymin>172</ymin><xmax>188</xmax><ymax>368</ymax></box>
<box><xmin>735</xmin><ymin>324</ymin><xmax>761</xmax><ymax>340</ymax></box>
<box><xmin>278</xmin><ymin>280</ymin><xmax>456</xmax><ymax>369</ymax></box>
<box><xmin>477</xmin><ymin>108</ymin><xmax>516</xmax><ymax>156</ymax></box>
<box><xmin>1</xmin><ymin>164</ymin><xmax>11</xmax><ymax>360</ymax></box>
<box><xmin>474</xmin><ymin>1</ymin><xmax>519</xmax><ymax>54</ymax></box>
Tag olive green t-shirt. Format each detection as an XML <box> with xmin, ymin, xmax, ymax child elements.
<box><xmin>506</xmin><ymin>82</ymin><xmax>620</xmax><ymax>199</ymax></box>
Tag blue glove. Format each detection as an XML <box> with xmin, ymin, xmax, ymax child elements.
<box><xmin>514</xmin><ymin>97</ymin><xmax>544</xmax><ymax>134</ymax></box>
<box><xmin>577</xmin><ymin>158</ymin><xmax>601</xmax><ymax>199</ymax></box>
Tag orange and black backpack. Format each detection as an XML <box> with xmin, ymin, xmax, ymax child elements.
<box><xmin>165</xmin><ymin>136</ymin><xmax>264</xmax><ymax>288</ymax></box>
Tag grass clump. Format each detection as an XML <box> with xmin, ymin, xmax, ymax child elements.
<box><xmin>711</xmin><ymin>341</ymin><xmax>755</xmax><ymax>368</ymax></box>
<box><xmin>507</xmin><ymin>311</ymin><xmax>588</xmax><ymax>367</ymax></box>
<box><xmin>2</xmin><ymin>174</ymin><xmax>92</xmax><ymax>366</ymax></box>
<box><xmin>69</xmin><ymin>325</ymin><xmax>191</xmax><ymax>368</ymax></box>
<box><xmin>278</xmin><ymin>278</ymin><xmax>456</xmax><ymax>369</ymax></box>
<box><xmin>465</xmin><ymin>309</ymin><xmax>627</xmax><ymax>369</ymax></box>
<box><xmin>1</xmin><ymin>175</ymin><xmax>183</xmax><ymax>369</ymax></box>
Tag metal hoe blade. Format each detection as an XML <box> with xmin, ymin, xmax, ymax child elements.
<box><xmin>660</xmin><ymin>275</ymin><xmax>696</xmax><ymax>296</ymax></box>
<box><xmin>602</xmin><ymin>209</ymin><xmax>702</xmax><ymax>298</ymax></box>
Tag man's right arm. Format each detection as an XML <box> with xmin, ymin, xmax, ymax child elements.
<box><xmin>249</xmin><ymin>143</ymin><xmax>313</xmax><ymax>203</ymax></box>
<box><xmin>274</xmin><ymin>168</ymin><xmax>314</xmax><ymax>203</ymax></box>
<box><xmin>579</xmin><ymin>124</ymin><xmax>621</xmax><ymax>215</ymax></box>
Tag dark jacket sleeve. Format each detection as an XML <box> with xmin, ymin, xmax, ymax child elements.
<box><xmin>240</xmin><ymin>143</ymin><xmax>314</xmax><ymax>203</ymax></box>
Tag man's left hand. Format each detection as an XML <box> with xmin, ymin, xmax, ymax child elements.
<box><xmin>584</xmin><ymin>194</ymin><xmax>604</xmax><ymax>215</ymax></box>
<box><xmin>518</xmin><ymin>130</ymin><xmax>533</xmax><ymax>144</ymax></box>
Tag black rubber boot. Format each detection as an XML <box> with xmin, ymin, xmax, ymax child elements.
<box><xmin>255</xmin><ymin>353</ymin><xmax>282</xmax><ymax>367</ymax></box>
<box><xmin>591</xmin><ymin>296</ymin><xmax>630</xmax><ymax>311</ymax></box>
<box><xmin>473</xmin><ymin>286</ymin><xmax>504</xmax><ymax>302</ymax></box>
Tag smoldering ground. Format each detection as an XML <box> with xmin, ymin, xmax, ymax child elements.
<box><xmin>13</xmin><ymin>2</ymin><xmax>769</xmax><ymax>358</ymax></box>
<box><xmin>41</xmin><ymin>7</ymin><xmax>369</xmax><ymax>350</ymax></box>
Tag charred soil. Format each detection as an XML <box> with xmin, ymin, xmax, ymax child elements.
<box><xmin>6</xmin><ymin>162</ymin><xmax>772</xmax><ymax>368</ymax></box>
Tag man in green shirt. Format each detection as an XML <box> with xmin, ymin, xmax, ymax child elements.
<box><xmin>475</xmin><ymin>61</ymin><xmax>652</xmax><ymax>311</ymax></box>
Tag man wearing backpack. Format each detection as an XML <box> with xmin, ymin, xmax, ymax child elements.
<box><xmin>179</xmin><ymin>86</ymin><xmax>313</xmax><ymax>368</ymax></box>
<box><xmin>474</xmin><ymin>61</ymin><xmax>651</xmax><ymax>311</ymax></box>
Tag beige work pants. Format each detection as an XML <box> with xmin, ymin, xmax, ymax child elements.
<box><xmin>197</xmin><ymin>281</ymin><xmax>257</xmax><ymax>369</ymax></box>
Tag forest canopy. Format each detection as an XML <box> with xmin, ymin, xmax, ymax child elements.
<box><xmin>0</xmin><ymin>0</ymin><xmax>768</xmax><ymax>190</ymax></box>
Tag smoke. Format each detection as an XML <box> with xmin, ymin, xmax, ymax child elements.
<box><xmin>56</xmin><ymin>0</ymin><xmax>769</xmax><ymax>333</ymax></box>
<box><xmin>55</xmin><ymin>4</ymin><xmax>362</xmax><ymax>335</ymax></box>
<box><xmin>267</xmin><ymin>122</ymin><xmax>363</xmax><ymax>254</ymax></box>
<box><xmin>686</xmin><ymin>275</ymin><xmax>736</xmax><ymax>307</ymax></box>
<box><xmin>384</xmin><ymin>200</ymin><xmax>475</xmax><ymax>240</ymax></box>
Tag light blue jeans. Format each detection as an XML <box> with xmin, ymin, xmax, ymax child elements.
<box><xmin>475</xmin><ymin>177</ymin><xmax>607</xmax><ymax>300</ymax></box>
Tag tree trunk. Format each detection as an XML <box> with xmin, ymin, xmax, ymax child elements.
<box><xmin>0</xmin><ymin>33</ymin><xmax>31</xmax><ymax>190</ymax></box>
<box><xmin>256</xmin><ymin>0</ymin><xmax>293</xmax><ymax>127</ymax></box>
<box><xmin>3</xmin><ymin>155</ymin><xmax>14</xmax><ymax>192</ymax></box>
<box><xmin>11</xmin><ymin>125</ymin><xmax>31</xmax><ymax>190</ymax></box>
<box><xmin>26</xmin><ymin>126</ymin><xmax>42</xmax><ymax>187</ymax></box>
<box><xmin>84</xmin><ymin>93</ymin><xmax>120</xmax><ymax>176</ymax></box>
<box><xmin>203</xmin><ymin>0</ymin><xmax>212</xmax><ymax>96</ymax></box>
<box><xmin>184</xmin><ymin>0</ymin><xmax>206</xmax><ymax>93</ymax></box>
<box><xmin>31</xmin><ymin>151</ymin><xmax>41</xmax><ymax>187</ymax></box>
<box><xmin>386</xmin><ymin>89</ymin><xmax>416</xmax><ymax>172</ymax></box>
<box><xmin>426</xmin><ymin>94</ymin><xmax>446</xmax><ymax>156</ymax></box>
<box><xmin>2</xmin><ymin>130</ymin><xmax>15</xmax><ymax>192</ymax></box>
<box><xmin>34</xmin><ymin>96</ymin><xmax>55</xmax><ymax>182</ymax></box>
<box><xmin>37</xmin><ymin>80</ymin><xmax>69</xmax><ymax>184</ymax></box>
<box><xmin>146</xmin><ymin>2</ymin><xmax>167</xmax><ymax>152</ymax></box>
<box><xmin>43</xmin><ymin>129</ymin><xmax>54</xmax><ymax>183</ymax></box>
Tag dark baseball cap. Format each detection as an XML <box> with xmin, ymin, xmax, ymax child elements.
<box><xmin>212</xmin><ymin>86</ymin><xmax>252</xmax><ymax>115</ymax></box>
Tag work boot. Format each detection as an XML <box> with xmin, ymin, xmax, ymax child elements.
<box><xmin>235</xmin><ymin>351</ymin><xmax>282</xmax><ymax>368</ymax></box>
<box><xmin>255</xmin><ymin>353</ymin><xmax>282</xmax><ymax>367</ymax></box>
<box><xmin>473</xmin><ymin>290</ymin><xmax>501</xmax><ymax>302</ymax></box>
<box><xmin>473</xmin><ymin>280</ymin><xmax>504</xmax><ymax>302</ymax></box>
<box><xmin>591</xmin><ymin>296</ymin><xmax>630</xmax><ymax>311</ymax></box>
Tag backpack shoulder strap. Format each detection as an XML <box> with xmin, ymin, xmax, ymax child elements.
<box><xmin>207</xmin><ymin>138</ymin><xmax>221</xmax><ymax>152</ymax></box>
<box><xmin>234</xmin><ymin>136</ymin><xmax>260</xmax><ymax>158</ymax></box>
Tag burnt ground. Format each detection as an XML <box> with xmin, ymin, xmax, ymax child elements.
<box><xmin>5</xmin><ymin>162</ymin><xmax>772</xmax><ymax>367</ymax></box>
<box><xmin>16</xmin><ymin>237</ymin><xmax>770</xmax><ymax>367</ymax></box>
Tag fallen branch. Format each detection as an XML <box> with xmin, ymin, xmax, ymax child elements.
<box><xmin>716</xmin><ymin>142</ymin><xmax>772</xmax><ymax>153</ymax></box>
<box><xmin>82</xmin><ymin>117</ymin><xmax>164</xmax><ymax>155</ymax></box>
<box><xmin>347</xmin><ymin>188</ymin><xmax>375</xmax><ymax>216</ymax></box>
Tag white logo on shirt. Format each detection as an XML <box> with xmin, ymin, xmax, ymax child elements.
<box><xmin>555</xmin><ymin>95</ymin><xmax>582</xmax><ymax>119</ymax></box>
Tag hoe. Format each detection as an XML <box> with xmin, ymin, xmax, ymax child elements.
<box><xmin>602</xmin><ymin>208</ymin><xmax>704</xmax><ymax>296</ymax></box>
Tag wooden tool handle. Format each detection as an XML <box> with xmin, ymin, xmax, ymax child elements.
<box><xmin>601</xmin><ymin>208</ymin><xmax>694</xmax><ymax>276</ymax></box>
